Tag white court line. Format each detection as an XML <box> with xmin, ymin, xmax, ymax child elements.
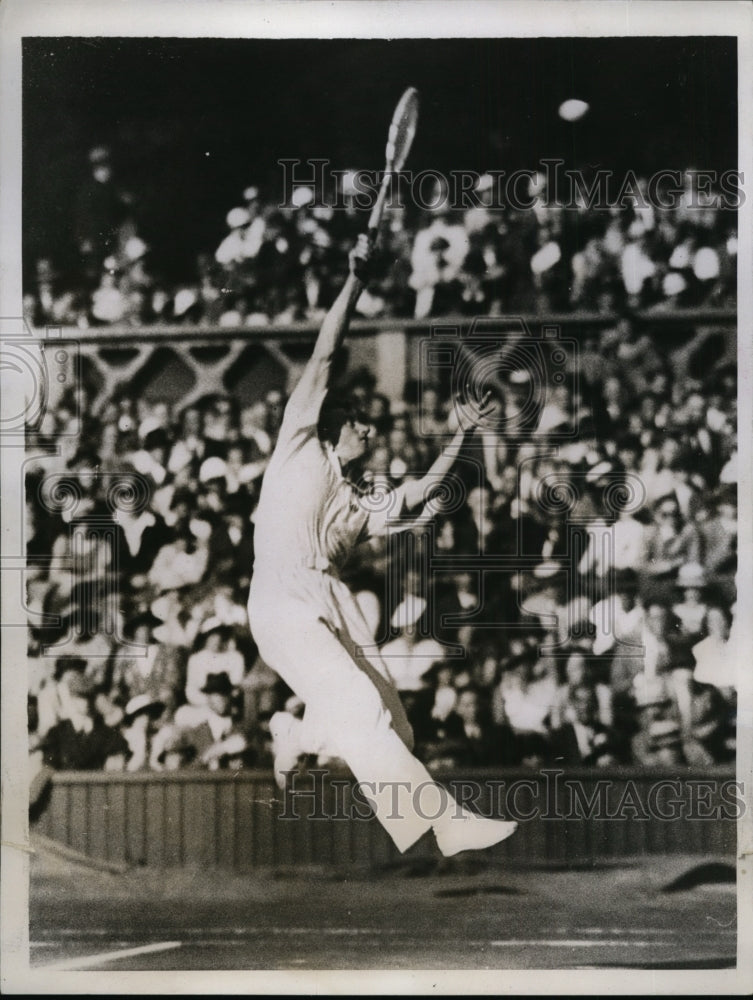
<box><xmin>37</xmin><ymin>940</ymin><xmax>182</xmax><ymax>971</ymax></box>
<box><xmin>490</xmin><ymin>939</ymin><xmax>671</xmax><ymax>948</ymax></box>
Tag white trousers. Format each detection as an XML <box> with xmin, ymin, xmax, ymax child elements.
<box><xmin>249</xmin><ymin>572</ymin><xmax>448</xmax><ymax>852</ymax></box>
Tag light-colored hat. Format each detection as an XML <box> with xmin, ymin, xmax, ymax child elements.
<box><xmin>693</xmin><ymin>246</ymin><xmax>720</xmax><ymax>281</ymax></box>
<box><xmin>628</xmin><ymin>219</ymin><xmax>645</xmax><ymax>239</ymax></box>
<box><xmin>199</xmin><ymin>457</ymin><xmax>228</xmax><ymax>483</ymax></box>
<box><xmin>138</xmin><ymin>416</ymin><xmax>162</xmax><ymax>440</ymax></box>
<box><xmin>586</xmin><ymin>459</ymin><xmax>613</xmax><ymax>483</ymax></box>
<box><xmin>662</xmin><ymin>271</ymin><xmax>687</xmax><ymax>297</ymax></box>
<box><xmin>677</xmin><ymin>562</ymin><xmax>707</xmax><ymax>589</ymax></box>
<box><xmin>199</xmin><ymin>615</ymin><xmax>224</xmax><ymax>635</ymax></box>
<box><xmin>174</xmin><ymin>288</ymin><xmax>198</xmax><ymax>317</ymax></box>
<box><xmin>390</xmin><ymin>595</ymin><xmax>427</xmax><ymax>630</ymax></box>
<box><xmin>648</xmin><ymin>718</ymin><xmax>682</xmax><ymax>747</ymax></box>
<box><xmin>124</xmin><ymin>236</ymin><xmax>147</xmax><ymax>261</ymax></box>
<box><xmin>531</xmin><ymin>241</ymin><xmax>561</xmax><ymax>275</ymax></box>
<box><xmin>291</xmin><ymin>186</ymin><xmax>314</xmax><ymax>208</ymax></box>
<box><xmin>669</xmin><ymin>244</ymin><xmax>691</xmax><ymax>269</ymax></box>
<box><xmin>633</xmin><ymin>673</ymin><xmax>672</xmax><ymax>707</ymax></box>
<box><xmin>226</xmin><ymin>206</ymin><xmax>251</xmax><ymax>229</ymax></box>
<box><xmin>189</xmin><ymin>516</ymin><xmax>212</xmax><ymax>541</ymax></box>
<box><xmin>533</xmin><ymin>560</ymin><xmax>561</xmax><ymax>579</ymax></box>
<box><xmin>243</xmin><ymin>185</ymin><xmax>259</xmax><ymax>202</ymax></box>
<box><xmin>390</xmin><ymin>457</ymin><xmax>408</xmax><ymax>479</ymax></box>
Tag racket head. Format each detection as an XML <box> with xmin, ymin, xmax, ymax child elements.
<box><xmin>385</xmin><ymin>86</ymin><xmax>420</xmax><ymax>173</ymax></box>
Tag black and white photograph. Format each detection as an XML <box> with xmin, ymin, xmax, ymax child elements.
<box><xmin>1</xmin><ymin>0</ymin><xmax>751</xmax><ymax>993</ymax></box>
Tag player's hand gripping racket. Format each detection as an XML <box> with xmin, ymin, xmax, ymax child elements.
<box><xmin>367</xmin><ymin>86</ymin><xmax>420</xmax><ymax>245</ymax></box>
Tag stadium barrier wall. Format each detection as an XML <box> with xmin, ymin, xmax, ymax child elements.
<box><xmin>37</xmin><ymin>308</ymin><xmax>735</xmax><ymax>414</ymax></box>
<box><xmin>31</xmin><ymin>766</ymin><xmax>738</xmax><ymax>869</ymax></box>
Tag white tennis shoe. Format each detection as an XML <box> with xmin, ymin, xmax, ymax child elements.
<box><xmin>433</xmin><ymin>806</ymin><xmax>518</xmax><ymax>857</ymax></box>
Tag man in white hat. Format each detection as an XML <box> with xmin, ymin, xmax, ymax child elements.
<box><xmin>248</xmin><ymin>235</ymin><xmax>517</xmax><ymax>857</ymax></box>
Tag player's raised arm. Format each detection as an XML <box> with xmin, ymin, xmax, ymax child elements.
<box><xmin>283</xmin><ymin>234</ymin><xmax>372</xmax><ymax>428</ymax></box>
<box><xmin>401</xmin><ymin>387</ymin><xmax>496</xmax><ymax>511</ymax></box>
<box><xmin>366</xmin><ymin>387</ymin><xmax>497</xmax><ymax>539</ymax></box>
<box><xmin>311</xmin><ymin>234</ymin><xmax>372</xmax><ymax>364</ymax></box>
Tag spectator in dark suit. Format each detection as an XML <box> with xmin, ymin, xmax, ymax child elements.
<box><xmin>424</xmin><ymin>685</ymin><xmax>518</xmax><ymax>769</ymax></box>
<box><xmin>550</xmin><ymin>684</ymin><xmax>620</xmax><ymax>767</ymax></box>
<box><xmin>700</xmin><ymin>486</ymin><xmax>737</xmax><ymax>602</ymax></box>
<box><xmin>42</xmin><ymin>671</ymin><xmax>129</xmax><ymax>771</ymax></box>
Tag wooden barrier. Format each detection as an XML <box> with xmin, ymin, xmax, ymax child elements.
<box><xmin>32</xmin><ymin>766</ymin><xmax>739</xmax><ymax>869</ymax></box>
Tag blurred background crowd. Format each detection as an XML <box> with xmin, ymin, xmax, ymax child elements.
<box><xmin>23</xmin><ymin>37</ymin><xmax>738</xmax><ymax>785</ymax></box>
<box><xmin>26</xmin><ymin>295</ymin><xmax>737</xmax><ymax>778</ymax></box>
<box><xmin>24</xmin><ymin>144</ymin><xmax>737</xmax><ymax>329</ymax></box>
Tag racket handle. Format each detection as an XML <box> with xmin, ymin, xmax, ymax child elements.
<box><xmin>367</xmin><ymin>170</ymin><xmax>393</xmax><ymax>243</ymax></box>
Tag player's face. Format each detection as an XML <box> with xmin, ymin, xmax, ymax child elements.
<box><xmin>337</xmin><ymin>418</ymin><xmax>371</xmax><ymax>463</ymax></box>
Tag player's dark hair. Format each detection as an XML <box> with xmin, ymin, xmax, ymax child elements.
<box><xmin>317</xmin><ymin>393</ymin><xmax>367</xmax><ymax>447</ymax></box>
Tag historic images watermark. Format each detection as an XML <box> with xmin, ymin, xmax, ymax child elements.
<box><xmin>277</xmin><ymin>768</ymin><xmax>746</xmax><ymax>824</ymax></box>
<box><xmin>278</xmin><ymin>159</ymin><xmax>744</xmax><ymax>212</ymax></box>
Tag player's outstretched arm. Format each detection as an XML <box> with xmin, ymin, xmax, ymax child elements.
<box><xmin>282</xmin><ymin>235</ymin><xmax>371</xmax><ymax>429</ymax></box>
<box><xmin>310</xmin><ymin>233</ymin><xmax>372</xmax><ymax>365</ymax></box>
<box><xmin>401</xmin><ymin>388</ymin><xmax>496</xmax><ymax>511</ymax></box>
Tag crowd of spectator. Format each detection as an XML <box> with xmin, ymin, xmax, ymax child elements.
<box><xmin>26</xmin><ymin>289</ymin><xmax>738</xmax><ymax>781</ymax></box>
<box><xmin>25</xmin><ymin>146</ymin><xmax>737</xmax><ymax>330</ymax></box>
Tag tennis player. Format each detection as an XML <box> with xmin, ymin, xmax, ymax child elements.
<box><xmin>248</xmin><ymin>234</ymin><xmax>517</xmax><ymax>856</ymax></box>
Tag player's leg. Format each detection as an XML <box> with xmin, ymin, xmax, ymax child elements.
<box><xmin>263</xmin><ymin>614</ymin><xmax>517</xmax><ymax>855</ymax></box>
<box><xmin>334</xmin><ymin>594</ymin><xmax>415</xmax><ymax>751</ymax></box>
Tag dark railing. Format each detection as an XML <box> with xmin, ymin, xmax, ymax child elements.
<box><xmin>31</xmin><ymin>766</ymin><xmax>738</xmax><ymax>869</ymax></box>
<box><xmin>41</xmin><ymin>307</ymin><xmax>738</xmax><ymax>344</ymax></box>
<box><xmin>29</xmin><ymin>307</ymin><xmax>736</xmax><ymax>412</ymax></box>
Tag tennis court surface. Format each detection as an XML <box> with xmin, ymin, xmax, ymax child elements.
<box><xmin>29</xmin><ymin>840</ymin><xmax>737</xmax><ymax>972</ymax></box>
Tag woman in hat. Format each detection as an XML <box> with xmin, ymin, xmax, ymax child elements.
<box><xmin>109</xmin><ymin>608</ymin><xmax>181</xmax><ymax>720</ymax></box>
<box><xmin>248</xmin><ymin>235</ymin><xmax>517</xmax><ymax>857</ymax></box>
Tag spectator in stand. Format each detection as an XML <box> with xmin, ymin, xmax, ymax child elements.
<box><xmin>109</xmin><ymin>610</ymin><xmax>182</xmax><ymax>721</ymax></box>
<box><xmin>682</xmin><ymin>680</ymin><xmax>735</xmax><ymax>766</ymax></box>
<box><xmin>168</xmin><ymin>405</ymin><xmax>207</xmax><ymax>475</ymax></box>
<box><xmin>691</xmin><ymin>604</ymin><xmax>737</xmax><ymax>695</ymax></box>
<box><xmin>590</xmin><ymin>569</ymin><xmax>644</xmax><ymax>696</ymax></box>
<box><xmin>380</xmin><ymin>593</ymin><xmax>445</xmax><ymax>696</ymax></box>
<box><xmin>631</xmin><ymin>676</ymin><xmax>685</xmax><ymax>767</ymax></box>
<box><xmin>147</xmin><ymin>524</ymin><xmax>209</xmax><ymax>594</ymax></box>
<box><xmin>495</xmin><ymin>641</ymin><xmax>557</xmax><ymax>764</ymax></box>
<box><xmin>640</xmin><ymin>494</ymin><xmax>701</xmax><ymax>603</ymax></box>
<box><xmin>151</xmin><ymin>671</ymin><xmax>248</xmax><ymax>771</ymax></box>
<box><xmin>42</xmin><ymin>670</ymin><xmax>129</xmax><ymax>771</ymax></box>
<box><xmin>550</xmin><ymin>648</ymin><xmax>613</xmax><ymax>731</ymax></box>
<box><xmin>700</xmin><ymin>486</ymin><xmax>737</xmax><ymax>596</ymax></box>
<box><xmin>550</xmin><ymin>683</ymin><xmax>621</xmax><ymax>767</ymax></box>
<box><xmin>672</xmin><ymin>562</ymin><xmax>710</xmax><ymax>644</ymax></box>
<box><xmin>423</xmin><ymin>684</ymin><xmax>518</xmax><ymax>770</ymax></box>
<box><xmin>185</xmin><ymin>621</ymin><xmax>246</xmax><ymax>708</ymax></box>
<box><xmin>73</xmin><ymin>145</ymin><xmax>133</xmax><ymax>291</ymax></box>
<box><xmin>120</xmin><ymin>694</ymin><xmax>167</xmax><ymax>772</ymax></box>
<box><xmin>409</xmin><ymin>183</ymin><xmax>469</xmax><ymax>319</ymax></box>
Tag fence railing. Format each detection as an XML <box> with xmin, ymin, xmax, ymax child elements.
<box><xmin>31</xmin><ymin>766</ymin><xmax>739</xmax><ymax>869</ymax></box>
<box><xmin>32</xmin><ymin>307</ymin><xmax>736</xmax><ymax>413</ymax></box>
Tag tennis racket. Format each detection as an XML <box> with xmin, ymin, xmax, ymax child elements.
<box><xmin>367</xmin><ymin>86</ymin><xmax>420</xmax><ymax>244</ymax></box>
